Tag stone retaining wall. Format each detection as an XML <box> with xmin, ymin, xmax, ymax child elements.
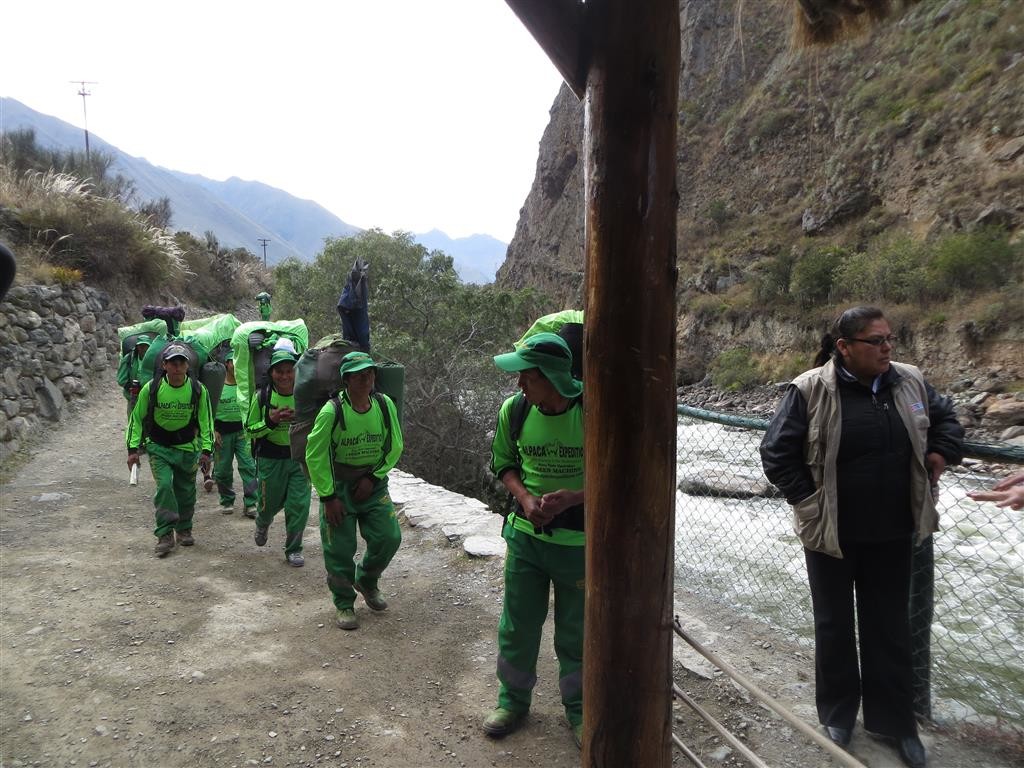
<box><xmin>0</xmin><ymin>284</ymin><xmax>124</xmax><ymax>460</ymax></box>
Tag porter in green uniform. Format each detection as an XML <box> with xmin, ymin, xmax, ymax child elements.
<box><xmin>117</xmin><ymin>333</ymin><xmax>154</xmax><ymax>415</ymax></box>
<box><xmin>213</xmin><ymin>351</ymin><xmax>258</xmax><ymax>515</ymax></box>
<box><xmin>126</xmin><ymin>343</ymin><xmax>214</xmax><ymax>557</ymax></box>
<box><xmin>256</xmin><ymin>292</ymin><xmax>273</xmax><ymax>322</ymax></box>
<box><xmin>483</xmin><ymin>333</ymin><xmax>585</xmax><ymax>748</ymax></box>
<box><xmin>246</xmin><ymin>349</ymin><xmax>311</xmax><ymax>566</ymax></box>
<box><xmin>306</xmin><ymin>351</ymin><xmax>403</xmax><ymax>630</ymax></box>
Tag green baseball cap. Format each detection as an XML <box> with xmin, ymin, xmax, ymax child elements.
<box><xmin>493</xmin><ymin>332</ymin><xmax>582</xmax><ymax>399</ymax></box>
<box><xmin>340</xmin><ymin>351</ymin><xmax>377</xmax><ymax>377</ymax></box>
<box><xmin>269</xmin><ymin>349</ymin><xmax>296</xmax><ymax>368</ymax></box>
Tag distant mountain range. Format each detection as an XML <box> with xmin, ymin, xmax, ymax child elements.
<box><xmin>0</xmin><ymin>97</ymin><xmax>506</xmax><ymax>283</ymax></box>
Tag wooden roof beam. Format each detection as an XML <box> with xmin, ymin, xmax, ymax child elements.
<box><xmin>504</xmin><ymin>0</ymin><xmax>588</xmax><ymax>99</ymax></box>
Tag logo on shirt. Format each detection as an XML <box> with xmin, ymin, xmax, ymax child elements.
<box><xmin>520</xmin><ymin>440</ymin><xmax>583</xmax><ymax>459</ymax></box>
<box><xmin>910</xmin><ymin>401</ymin><xmax>925</xmax><ymax>413</ymax></box>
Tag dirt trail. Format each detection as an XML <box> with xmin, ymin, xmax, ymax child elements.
<box><xmin>0</xmin><ymin>370</ymin><xmax>1015</xmax><ymax>768</ymax></box>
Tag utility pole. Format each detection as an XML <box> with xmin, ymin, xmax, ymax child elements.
<box><xmin>257</xmin><ymin>238</ymin><xmax>270</xmax><ymax>268</ymax></box>
<box><xmin>70</xmin><ymin>81</ymin><xmax>98</xmax><ymax>164</ymax></box>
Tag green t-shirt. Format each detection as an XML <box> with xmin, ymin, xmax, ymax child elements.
<box><xmin>490</xmin><ymin>395</ymin><xmax>584</xmax><ymax>545</ymax></box>
<box><xmin>125</xmin><ymin>377</ymin><xmax>214</xmax><ymax>453</ymax></box>
<box><xmin>305</xmin><ymin>392</ymin><xmax>404</xmax><ymax>499</ymax></box>
<box><xmin>216</xmin><ymin>383</ymin><xmax>242</xmax><ymax>423</ymax></box>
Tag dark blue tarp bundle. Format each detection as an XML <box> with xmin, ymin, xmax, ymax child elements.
<box><xmin>337</xmin><ymin>257</ymin><xmax>370</xmax><ymax>350</ymax></box>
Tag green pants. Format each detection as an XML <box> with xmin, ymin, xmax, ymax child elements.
<box><xmin>318</xmin><ymin>477</ymin><xmax>402</xmax><ymax>611</ymax></box>
<box><xmin>214</xmin><ymin>430</ymin><xmax>257</xmax><ymax>508</ymax></box>
<box><xmin>147</xmin><ymin>443</ymin><xmax>199</xmax><ymax>538</ymax></box>
<box><xmin>496</xmin><ymin>523</ymin><xmax>585</xmax><ymax>727</ymax></box>
<box><xmin>255</xmin><ymin>456</ymin><xmax>311</xmax><ymax>555</ymax></box>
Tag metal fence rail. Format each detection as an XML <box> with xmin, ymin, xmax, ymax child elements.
<box><xmin>674</xmin><ymin>403</ymin><xmax>1024</xmax><ymax>732</ymax></box>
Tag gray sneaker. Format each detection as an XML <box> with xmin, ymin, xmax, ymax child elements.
<box><xmin>154</xmin><ymin>533</ymin><xmax>175</xmax><ymax>558</ymax></box>
<box><xmin>220</xmin><ymin>504</ymin><xmax>234</xmax><ymax>515</ymax></box>
<box><xmin>254</xmin><ymin>525</ymin><xmax>269</xmax><ymax>546</ymax></box>
<box><xmin>286</xmin><ymin>552</ymin><xmax>305</xmax><ymax>567</ymax></box>
<box><xmin>176</xmin><ymin>529</ymin><xmax>194</xmax><ymax>547</ymax></box>
<box><xmin>243</xmin><ymin>506</ymin><xmax>257</xmax><ymax>519</ymax></box>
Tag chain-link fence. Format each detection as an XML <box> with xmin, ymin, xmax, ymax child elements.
<box><xmin>674</xmin><ymin>404</ymin><xmax>1024</xmax><ymax>733</ymax></box>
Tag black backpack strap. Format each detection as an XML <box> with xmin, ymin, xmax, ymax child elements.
<box><xmin>372</xmin><ymin>391</ymin><xmax>392</xmax><ymax>461</ymax></box>
<box><xmin>509</xmin><ymin>392</ymin><xmax>530</xmax><ymax>443</ymax></box>
<box><xmin>259</xmin><ymin>382</ymin><xmax>273</xmax><ymax>421</ymax></box>
<box><xmin>143</xmin><ymin>371</ymin><xmax>165</xmax><ymax>435</ymax></box>
<box><xmin>330</xmin><ymin>393</ymin><xmax>345</xmax><ymax>433</ymax></box>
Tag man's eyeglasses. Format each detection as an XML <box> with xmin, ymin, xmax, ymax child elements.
<box><xmin>845</xmin><ymin>335</ymin><xmax>897</xmax><ymax>347</ymax></box>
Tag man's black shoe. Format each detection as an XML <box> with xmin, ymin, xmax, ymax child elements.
<box><xmin>897</xmin><ymin>735</ymin><xmax>926</xmax><ymax>768</ymax></box>
<box><xmin>826</xmin><ymin>725</ymin><xmax>852</xmax><ymax>748</ymax></box>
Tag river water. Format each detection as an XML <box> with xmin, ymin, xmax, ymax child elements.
<box><xmin>674</xmin><ymin>416</ymin><xmax>1024</xmax><ymax>726</ymax></box>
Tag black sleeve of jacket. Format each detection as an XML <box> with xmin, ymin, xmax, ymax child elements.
<box><xmin>925</xmin><ymin>382</ymin><xmax>965</xmax><ymax>466</ymax></box>
<box><xmin>759</xmin><ymin>386</ymin><xmax>816</xmax><ymax>504</ymax></box>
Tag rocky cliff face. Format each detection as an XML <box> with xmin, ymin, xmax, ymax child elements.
<box><xmin>498</xmin><ymin>0</ymin><xmax>1023</xmax><ymax>385</ymax></box>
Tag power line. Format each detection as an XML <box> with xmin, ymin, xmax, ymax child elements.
<box><xmin>257</xmin><ymin>238</ymin><xmax>270</xmax><ymax>268</ymax></box>
<box><xmin>69</xmin><ymin>81</ymin><xmax>98</xmax><ymax>163</ymax></box>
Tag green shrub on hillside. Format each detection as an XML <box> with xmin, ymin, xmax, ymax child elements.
<box><xmin>751</xmin><ymin>252</ymin><xmax>795</xmax><ymax>303</ymax></box>
<box><xmin>687</xmin><ymin>293</ymin><xmax>729</xmax><ymax>321</ymax></box>
<box><xmin>752</xmin><ymin>108</ymin><xmax>801</xmax><ymax>140</ymax></box>
<box><xmin>710</xmin><ymin>347</ymin><xmax>762</xmax><ymax>392</ymax></box>
<box><xmin>760</xmin><ymin>351</ymin><xmax>811</xmax><ymax>384</ymax></box>
<box><xmin>832</xmin><ymin>233</ymin><xmax>928</xmax><ymax>304</ymax></box>
<box><xmin>707</xmin><ymin>199</ymin><xmax>732</xmax><ymax>229</ymax></box>
<box><xmin>926</xmin><ymin>227</ymin><xmax>1022</xmax><ymax>296</ymax></box>
<box><xmin>790</xmin><ymin>246</ymin><xmax>848</xmax><ymax>307</ymax></box>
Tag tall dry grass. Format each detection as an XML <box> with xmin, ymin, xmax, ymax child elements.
<box><xmin>0</xmin><ymin>165</ymin><xmax>188</xmax><ymax>291</ymax></box>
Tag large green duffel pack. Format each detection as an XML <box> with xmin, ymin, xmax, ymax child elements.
<box><xmin>289</xmin><ymin>334</ymin><xmax>404</xmax><ymax>475</ymax></box>
<box><xmin>133</xmin><ymin>336</ymin><xmax>225</xmax><ymax>416</ymax></box>
<box><xmin>516</xmin><ymin>309</ymin><xmax>584</xmax><ymax>381</ymax></box>
<box><xmin>182</xmin><ymin>313</ymin><xmax>241</xmax><ymax>365</ymax></box>
<box><xmin>229</xmin><ymin>319</ymin><xmax>309</xmax><ymax>417</ymax></box>
<box><xmin>118</xmin><ymin>319</ymin><xmax>166</xmax><ymax>356</ymax></box>
<box><xmin>134</xmin><ymin>311</ymin><xmax>240</xmax><ymax>415</ymax></box>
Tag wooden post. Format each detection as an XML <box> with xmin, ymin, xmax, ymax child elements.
<box><xmin>581</xmin><ymin>1</ymin><xmax>679</xmax><ymax>765</ymax></box>
<box><xmin>581</xmin><ymin>0</ymin><xmax>675</xmax><ymax>765</ymax></box>
<box><xmin>505</xmin><ymin>0</ymin><xmax>679</xmax><ymax>763</ymax></box>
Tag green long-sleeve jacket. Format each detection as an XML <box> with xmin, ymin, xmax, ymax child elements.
<box><xmin>305</xmin><ymin>391</ymin><xmax>403</xmax><ymax>501</ymax></box>
<box><xmin>125</xmin><ymin>376</ymin><xmax>214</xmax><ymax>454</ymax></box>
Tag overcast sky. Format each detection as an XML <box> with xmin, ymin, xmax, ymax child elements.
<box><xmin>1</xmin><ymin>1</ymin><xmax>565</xmax><ymax>243</ymax></box>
